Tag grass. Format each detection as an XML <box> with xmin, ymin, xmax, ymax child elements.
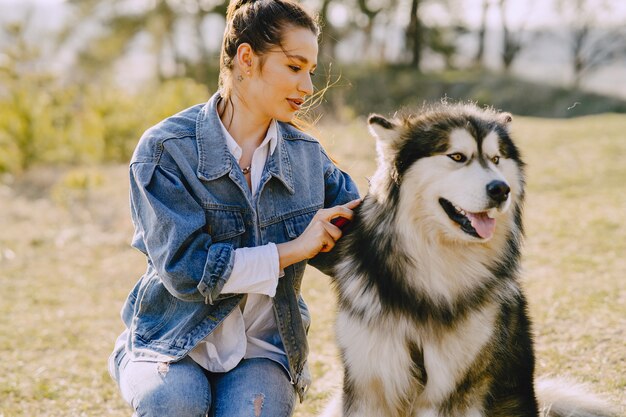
<box><xmin>0</xmin><ymin>113</ymin><xmax>624</xmax><ymax>416</ymax></box>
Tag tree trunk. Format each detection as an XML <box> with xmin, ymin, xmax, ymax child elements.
<box><xmin>318</xmin><ymin>0</ymin><xmax>337</xmax><ymax>62</ymax></box>
<box><xmin>571</xmin><ymin>26</ymin><xmax>587</xmax><ymax>87</ymax></box>
<box><xmin>406</xmin><ymin>0</ymin><xmax>422</xmax><ymax>69</ymax></box>
<box><xmin>498</xmin><ymin>0</ymin><xmax>521</xmax><ymax>71</ymax></box>
<box><xmin>473</xmin><ymin>0</ymin><xmax>489</xmax><ymax>67</ymax></box>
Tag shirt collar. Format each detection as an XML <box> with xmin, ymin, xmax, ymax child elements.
<box><xmin>196</xmin><ymin>92</ymin><xmax>293</xmax><ymax>193</ymax></box>
<box><xmin>219</xmin><ymin>116</ymin><xmax>278</xmax><ymax>162</ymax></box>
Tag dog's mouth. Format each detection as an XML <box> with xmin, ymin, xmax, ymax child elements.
<box><xmin>439</xmin><ymin>198</ymin><xmax>496</xmax><ymax>240</ymax></box>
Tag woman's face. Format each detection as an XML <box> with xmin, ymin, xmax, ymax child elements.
<box><xmin>246</xmin><ymin>26</ymin><xmax>318</xmax><ymax>123</ymax></box>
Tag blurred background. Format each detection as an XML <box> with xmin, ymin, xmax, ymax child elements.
<box><xmin>1</xmin><ymin>1</ymin><xmax>625</xmax><ymax>416</ymax></box>
<box><xmin>1</xmin><ymin>0</ymin><xmax>626</xmax><ymax>173</ymax></box>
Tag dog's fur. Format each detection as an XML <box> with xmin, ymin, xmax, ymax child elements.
<box><xmin>321</xmin><ymin>103</ymin><xmax>615</xmax><ymax>417</ymax></box>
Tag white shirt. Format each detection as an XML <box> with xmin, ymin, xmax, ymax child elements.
<box><xmin>187</xmin><ymin>118</ymin><xmax>287</xmax><ymax>372</ymax></box>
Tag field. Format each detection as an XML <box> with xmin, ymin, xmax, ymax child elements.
<box><xmin>0</xmin><ymin>114</ymin><xmax>624</xmax><ymax>416</ymax></box>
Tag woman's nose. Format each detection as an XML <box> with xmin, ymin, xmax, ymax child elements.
<box><xmin>298</xmin><ymin>73</ymin><xmax>313</xmax><ymax>96</ymax></box>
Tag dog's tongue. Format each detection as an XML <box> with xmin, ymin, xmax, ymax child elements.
<box><xmin>466</xmin><ymin>212</ymin><xmax>496</xmax><ymax>239</ymax></box>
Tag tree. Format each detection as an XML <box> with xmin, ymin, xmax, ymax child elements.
<box><xmin>317</xmin><ymin>0</ymin><xmax>347</xmax><ymax>63</ymax></box>
<box><xmin>406</xmin><ymin>0</ymin><xmax>424</xmax><ymax>68</ymax></box>
<box><xmin>473</xmin><ymin>0</ymin><xmax>491</xmax><ymax>67</ymax></box>
<box><xmin>405</xmin><ymin>0</ymin><xmax>463</xmax><ymax>70</ymax></box>
<box><xmin>496</xmin><ymin>0</ymin><xmax>526</xmax><ymax>71</ymax></box>
<box><xmin>65</xmin><ymin>0</ymin><xmax>226</xmax><ymax>84</ymax></box>
<box><xmin>556</xmin><ymin>0</ymin><xmax>626</xmax><ymax>86</ymax></box>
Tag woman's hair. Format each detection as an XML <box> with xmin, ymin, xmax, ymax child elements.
<box><xmin>218</xmin><ymin>0</ymin><xmax>320</xmax><ymax>97</ymax></box>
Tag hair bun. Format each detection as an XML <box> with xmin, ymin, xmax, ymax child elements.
<box><xmin>226</xmin><ymin>0</ymin><xmax>263</xmax><ymax>20</ymax></box>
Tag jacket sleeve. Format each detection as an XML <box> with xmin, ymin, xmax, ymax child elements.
<box><xmin>307</xmin><ymin>153</ymin><xmax>360</xmax><ymax>275</ymax></box>
<box><xmin>129</xmin><ymin>161</ymin><xmax>235</xmax><ymax>304</ymax></box>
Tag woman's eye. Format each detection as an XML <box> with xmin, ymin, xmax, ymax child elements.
<box><xmin>447</xmin><ymin>153</ymin><xmax>467</xmax><ymax>163</ymax></box>
<box><xmin>491</xmin><ymin>156</ymin><xmax>500</xmax><ymax>165</ymax></box>
<box><xmin>289</xmin><ymin>65</ymin><xmax>301</xmax><ymax>72</ymax></box>
<box><xmin>309</xmin><ymin>71</ymin><xmax>316</xmax><ymax>77</ymax></box>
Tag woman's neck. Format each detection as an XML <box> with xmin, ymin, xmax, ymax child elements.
<box><xmin>219</xmin><ymin>92</ymin><xmax>271</xmax><ymax>150</ymax></box>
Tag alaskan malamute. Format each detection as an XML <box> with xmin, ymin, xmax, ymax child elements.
<box><xmin>322</xmin><ymin>104</ymin><xmax>615</xmax><ymax>417</ymax></box>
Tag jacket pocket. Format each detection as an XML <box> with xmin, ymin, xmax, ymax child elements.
<box><xmin>135</xmin><ymin>275</ymin><xmax>179</xmax><ymax>341</ymax></box>
<box><xmin>283</xmin><ymin>207</ymin><xmax>317</xmax><ymax>240</ymax></box>
<box><xmin>204</xmin><ymin>206</ymin><xmax>246</xmax><ymax>244</ymax></box>
<box><xmin>283</xmin><ymin>207</ymin><xmax>318</xmax><ymax>294</ymax></box>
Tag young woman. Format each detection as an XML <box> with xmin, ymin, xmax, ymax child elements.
<box><xmin>107</xmin><ymin>0</ymin><xmax>360</xmax><ymax>416</ymax></box>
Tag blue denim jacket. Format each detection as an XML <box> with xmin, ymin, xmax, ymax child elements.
<box><xmin>119</xmin><ymin>92</ymin><xmax>359</xmax><ymax>400</ymax></box>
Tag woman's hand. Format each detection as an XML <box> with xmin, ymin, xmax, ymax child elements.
<box><xmin>277</xmin><ymin>199</ymin><xmax>361</xmax><ymax>270</ymax></box>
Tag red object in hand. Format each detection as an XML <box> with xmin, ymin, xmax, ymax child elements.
<box><xmin>331</xmin><ymin>217</ymin><xmax>350</xmax><ymax>230</ymax></box>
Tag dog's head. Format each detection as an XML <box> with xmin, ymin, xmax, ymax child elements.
<box><xmin>367</xmin><ymin>103</ymin><xmax>525</xmax><ymax>244</ymax></box>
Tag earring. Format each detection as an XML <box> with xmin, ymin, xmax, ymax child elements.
<box><xmin>237</xmin><ymin>75</ymin><xmax>244</xmax><ymax>82</ymax></box>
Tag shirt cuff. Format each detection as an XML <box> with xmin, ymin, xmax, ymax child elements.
<box><xmin>220</xmin><ymin>243</ymin><xmax>280</xmax><ymax>297</ymax></box>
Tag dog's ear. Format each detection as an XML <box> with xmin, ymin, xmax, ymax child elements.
<box><xmin>499</xmin><ymin>112</ymin><xmax>513</xmax><ymax>129</ymax></box>
<box><xmin>368</xmin><ymin>114</ymin><xmax>399</xmax><ymax>143</ymax></box>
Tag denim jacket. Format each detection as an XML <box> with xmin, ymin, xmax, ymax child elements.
<box><xmin>119</xmin><ymin>92</ymin><xmax>359</xmax><ymax>401</ymax></box>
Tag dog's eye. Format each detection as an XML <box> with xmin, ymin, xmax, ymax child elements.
<box><xmin>491</xmin><ymin>156</ymin><xmax>500</xmax><ymax>165</ymax></box>
<box><xmin>447</xmin><ymin>153</ymin><xmax>467</xmax><ymax>163</ymax></box>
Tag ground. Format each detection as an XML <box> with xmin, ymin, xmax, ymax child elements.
<box><xmin>0</xmin><ymin>114</ymin><xmax>624</xmax><ymax>416</ymax></box>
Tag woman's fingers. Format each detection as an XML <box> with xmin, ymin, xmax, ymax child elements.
<box><xmin>316</xmin><ymin>198</ymin><xmax>362</xmax><ymax>222</ymax></box>
<box><xmin>313</xmin><ymin>223</ymin><xmax>339</xmax><ymax>253</ymax></box>
<box><xmin>343</xmin><ymin>198</ymin><xmax>362</xmax><ymax>210</ymax></box>
<box><xmin>297</xmin><ymin>199</ymin><xmax>362</xmax><ymax>255</ymax></box>
<box><xmin>323</xmin><ymin>220</ymin><xmax>343</xmax><ymax>242</ymax></box>
<box><xmin>279</xmin><ymin>200</ymin><xmax>362</xmax><ymax>265</ymax></box>
<box><xmin>318</xmin><ymin>234</ymin><xmax>336</xmax><ymax>252</ymax></box>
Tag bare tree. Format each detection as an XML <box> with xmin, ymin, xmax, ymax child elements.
<box><xmin>406</xmin><ymin>0</ymin><xmax>424</xmax><ymax>68</ymax></box>
<box><xmin>318</xmin><ymin>0</ymin><xmax>366</xmax><ymax>63</ymax></box>
<box><xmin>557</xmin><ymin>0</ymin><xmax>626</xmax><ymax>86</ymax></box>
<box><xmin>473</xmin><ymin>0</ymin><xmax>491</xmax><ymax>67</ymax></box>
<box><xmin>398</xmin><ymin>0</ymin><xmax>462</xmax><ymax>69</ymax></box>
<box><xmin>319</xmin><ymin>0</ymin><xmax>404</xmax><ymax>65</ymax></box>
<box><xmin>496</xmin><ymin>0</ymin><xmax>528</xmax><ymax>71</ymax></box>
<box><xmin>357</xmin><ymin>0</ymin><xmax>382</xmax><ymax>51</ymax></box>
<box><xmin>318</xmin><ymin>0</ymin><xmax>340</xmax><ymax>62</ymax></box>
<box><xmin>65</xmin><ymin>0</ymin><xmax>224</xmax><ymax>83</ymax></box>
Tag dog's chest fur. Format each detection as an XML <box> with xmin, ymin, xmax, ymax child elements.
<box><xmin>335</xmin><ymin>251</ymin><xmax>502</xmax><ymax>416</ymax></box>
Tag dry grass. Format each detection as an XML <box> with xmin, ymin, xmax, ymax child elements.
<box><xmin>0</xmin><ymin>113</ymin><xmax>624</xmax><ymax>416</ymax></box>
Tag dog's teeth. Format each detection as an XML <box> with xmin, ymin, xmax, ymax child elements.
<box><xmin>487</xmin><ymin>208</ymin><xmax>497</xmax><ymax>219</ymax></box>
<box><xmin>451</xmin><ymin>203</ymin><xmax>470</xmax><ymax>217</ymax></box>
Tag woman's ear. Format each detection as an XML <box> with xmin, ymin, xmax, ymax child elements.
<box><xmin>236</xmin><ymin>43</ymin><xmax>254</xmax><ymax>76</ymax></box>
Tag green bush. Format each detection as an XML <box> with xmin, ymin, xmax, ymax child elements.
<box><xmin>0</xmin><ymin>78</ymin><xmax>209</xmax><ymax>175</ymax></box>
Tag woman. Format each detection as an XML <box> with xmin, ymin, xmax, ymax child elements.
<box><xmin>108</xmin><ymin>0</ymin><xmax>360</xmax><ymax>416</ymax></box>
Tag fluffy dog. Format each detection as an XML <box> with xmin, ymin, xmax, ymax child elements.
<box><xmin>321</xmin><ymin>103</ymin><xmax>615</xmax><ymax>417</ymax></box>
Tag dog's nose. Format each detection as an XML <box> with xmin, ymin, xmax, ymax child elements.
<box><xmin>486</xmin><ymin>180</ymin><xmax>510</xmax><ymax>203</ymax></box>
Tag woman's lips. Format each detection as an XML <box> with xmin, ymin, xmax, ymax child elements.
<box><xmin>287</xmin><ymin>98</ymin><xmax>304</xmax><ymax>110</ymax></box>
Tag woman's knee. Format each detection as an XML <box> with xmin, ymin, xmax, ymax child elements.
<box><xmin>211</xmin><ymin>358</ymin><xmax>296</xmax><ymax>417</ymax></box>
<box><xmin>120</xmin><ymin>357</ymin><xmax>211</xmax><ymax>417</ymax></box>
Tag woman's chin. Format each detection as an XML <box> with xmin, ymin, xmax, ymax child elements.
<box><xmin>275</xmin><ymin>112</ymin><xmax>297</xmax><ymax>123</ymax></box>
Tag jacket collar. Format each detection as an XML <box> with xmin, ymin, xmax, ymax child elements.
<box><xmin>196</xmin><ymin>92</ymin><xmax>295</xmax><ymax>194</ymax></box>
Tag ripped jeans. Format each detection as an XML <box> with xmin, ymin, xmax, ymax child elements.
<box><xmin>109</xmin><ymin>350</ymin><xmax>296</xmax><ymax>417</ymax></box>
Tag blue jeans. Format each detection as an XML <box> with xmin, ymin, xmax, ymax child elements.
<box><xmin>109</xmin><ymin>350</ymin><xmax>296</xmax><ymax>417</ymax></box>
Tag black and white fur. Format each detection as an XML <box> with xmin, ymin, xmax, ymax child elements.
<box><xmin>321</xmin><ymin>103</ymin><xmax>615</xmax><ymax>417</ymax></box>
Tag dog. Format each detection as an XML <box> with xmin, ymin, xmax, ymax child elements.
<box><xmin>320</xmin><ymin>103</ymin><xmax>615</xmax><ymax>417</ymax></box>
